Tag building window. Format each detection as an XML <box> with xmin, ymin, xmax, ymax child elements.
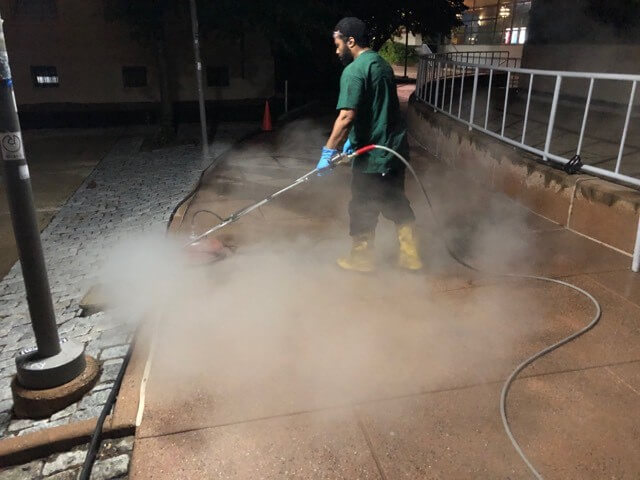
<box><xmin>15</xmin><ymin>0</ymin><xmax>58</xmax><ymax>18</ymax></box>
<box><xmin>31</xmin><ymin>66</ymin><xmax>59</xmax><ymax>87</ymax></box>
<box><xmin>122</xmin><ymin>66</ymin><xmax>148</xmax><ymax>88</ymax></box>
<box><xmin>505</xmin><ymin>27</ymin><xmax>527</xmax><ymax>45</ymax></box>
<box><xmin>207</xmin><ymin>66</ymin><xmax>230</xmax><ymax>87</ymax></box>
<box><xmin>449</xmin><ymin>0</ymin><xmax>531</xmax><ymax>46</ymax></box>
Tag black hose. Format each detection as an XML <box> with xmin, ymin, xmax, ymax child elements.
<box><xmin>78</xmin><ymin>342</ymin><xmax>134</xmax><ymax>480</ymax></box>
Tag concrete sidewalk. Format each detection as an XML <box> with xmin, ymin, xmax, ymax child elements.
<box><xmin>130</xmin><ymin>118</ymin><xmax>640</xmax><ymax>479</ymax></box>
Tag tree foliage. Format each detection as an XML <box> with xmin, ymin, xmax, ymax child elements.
<box><xmin>103</xmin><ymin>0</ymin><xmax>465</xmax><ymax>110</ymax></box>
<box><xmin>197</xmin><ymin>0</ymin><xmax>465</xmax><ymax>90</ymax></box>
<box><xmin>340</xmin><ymin>1</ymin><xmax>466</xmax><ymax>50</ymax></box>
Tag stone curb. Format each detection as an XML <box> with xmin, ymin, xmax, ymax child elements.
<box><xmin>0</xmin><ymin>329</ymin><xmax>149</xmax><ymax>467</ymax></box>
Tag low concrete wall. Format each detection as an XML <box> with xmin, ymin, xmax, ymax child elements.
<box><xmin>408</xmin><ymin>97</ymin><xmax>640</xmax><ymax>256</ymax></box>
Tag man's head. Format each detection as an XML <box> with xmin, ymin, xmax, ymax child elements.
<box><xmin>333</xmin><ymin>17</ymin><xmax>370</xmax><ymax>66</ymax></box>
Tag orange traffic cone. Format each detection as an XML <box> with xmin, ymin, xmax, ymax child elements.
<box><xmin>262</xmin><ymin>100</ymin><xmax>273</xmax><ymax>132</ymax></box>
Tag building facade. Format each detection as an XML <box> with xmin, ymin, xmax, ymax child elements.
<box><xmin>439</xmin><ymin>0</ymin><xmax>532</xmax><ymax>59</ymax></box>
<box><xmin>0</xmin><ymin>0</ymin><xmax>275</xmax><ymax>126</ymax></box>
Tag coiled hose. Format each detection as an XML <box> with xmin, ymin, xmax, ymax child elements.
<box><xmin>360</xmin><ymin>144</ymin><xmax>602</xmax><ymax>480</ymax></box>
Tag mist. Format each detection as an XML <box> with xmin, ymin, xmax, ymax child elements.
<box><xmin>96</xmin><ymin>118</ymin><xmax>547</xmax><ymax>431</ymax></box>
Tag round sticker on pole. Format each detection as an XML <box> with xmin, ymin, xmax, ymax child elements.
<box><xmin>0</xmin><ymin>131</ymin><xmax>25</xmax><ymax>161</ymax></box>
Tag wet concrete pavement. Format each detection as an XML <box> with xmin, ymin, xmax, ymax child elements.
<box><xmin>130</xmin><ymin>113</ymin><xmax>640</xmax><ymax>479</ymax></box>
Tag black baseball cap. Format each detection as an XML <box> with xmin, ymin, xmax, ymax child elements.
<box><xmin>333</xmin><ymin>17</ymin><xmax>370</xmax><ymax>47</ymax></box>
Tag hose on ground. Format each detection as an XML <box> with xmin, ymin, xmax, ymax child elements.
<box><xmin>368</xmin><ymin>144</ymin><xmax>602</xmax><ymax>480</ymax></box>
<box><xmin>170</xmin><ymin>142</ymin><xmax>602</xmax><ymax>478</ymax></box>
<box><xmin>78</xmin><ymin>342</ymin><xmax>134</xmax><ymax>480</ymax></box>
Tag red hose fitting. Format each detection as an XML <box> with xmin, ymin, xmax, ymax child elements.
<box><xmin>354</xmin><ymin>144</ymin><xmax>376</xmax><ymax>156</ymax></box>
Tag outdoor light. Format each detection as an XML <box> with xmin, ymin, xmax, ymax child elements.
<box><xmin>499</xmin><ymin>6</ymin><xmax>511</xmax><ymax>18</ymax></box>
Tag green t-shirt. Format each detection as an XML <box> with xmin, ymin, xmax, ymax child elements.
<box><xmin>336</xmin><ymin>50</ymin><xmax>408</xmax><ymax>174</ymax></box>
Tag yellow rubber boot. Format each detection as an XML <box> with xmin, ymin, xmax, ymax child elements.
<box><xmin>337</xmin><ymin>232</ymin><xmax>375</xmax><ymax>272</ymax></box>
<box><xmin>397</xmin><ymin>223</ymin><xmax>423</xmax><ymax>271</ymax></box>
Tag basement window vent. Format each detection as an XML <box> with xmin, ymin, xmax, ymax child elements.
<box><xmin>15</xmin><ymin>0</ymin><xmax>58</xmax><ymax>18</ymax></box>
<box><xmin>31</xmin><ymin>66</ymin><xmax>59</xmax><ymax>87</ymax></box>
<box><xmin>122</xmin><ymin>66</ymin><xmax>148</xmax><ymax>88</ymax></box>
<box><xmin>207</xmin><ymin>66</ymin><xmax>230</xmax><ymax>87</ymax></box>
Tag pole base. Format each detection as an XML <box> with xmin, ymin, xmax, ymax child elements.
<box><xmin>11</xmin><ymin>355</ymin><xmax>100</xmax><ymax>419</ymax></box>
<box><xmin>15</xmin><ymin>340</ymin><xmax>86</xmax><ymax>390</ymax></box>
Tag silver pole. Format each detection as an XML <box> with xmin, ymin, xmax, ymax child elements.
<box><xmin>615</xmin><ymin>80</ymin><xmax>637</xmax><ymax>174</ymax></box>
<box><xmin>442</xmin><ymin>63</ymin><xmax>448</xmax><ymax>110</ymax></box>
<box><xmin>631</xmin><ymin>218</ymin><xmax>640</xmax><ymax>273</ymax></box>
<box><xmin>458</xmin><ymin>66</ymin><xmax>466</xmax><ymax>118</ymax></box>
<box><xmin>469</xmin><ymin>67</ymin><xmax>479</xmax><ymax>130</ymax></box>
<box><xmin>429</xmin><ymin>61</ymin><xmax>435</xmax><ymax>104</ymax></box>
<box><xmin>0</xmin><ymin>12</ymin><xmax>85</xmax><ymax>389</ymax></box>
<box><xmin>501</xmin><ymin>71</ymin><xmax>512</xmax><ymax>137</ymax></box>
<box><xmin>449</xmin><ymin>65</ymin><xmax>455</xmax><ymax>114</ymax></box>
<box><xmin>633</xmin><ymin>216</ymin><xmax>640</xmax><ymax>272</ymax></box>
<box><xmin>576</xmin><ymin>78</ymin><xmax>594</xmax><ymax>156</ymax></box>
<box><xmin>521</xmin><ymin>73</ymin><xmax>534</xmax><ymax>143</ymax></box>
<box><xmin>404</xmin><ymin>27</ymin><xmax>409</xmax><ymax>79</ymax></box>
<box><xmin>434</xmin><ymin>62</ymin><xmax>441</xmax><ymax>112</ymax></box>
<box><xmin>485</xmin><ymin>69</ymin><xmax>493</xmax><ymax>129</ymax></box>
<box><xmin>543</xmin><ymin>75</ymin><xmax>563</xmax><ymax>161</ymax></box>
<box><xmin>189</xmin><ymin>0</ymin><xmax>209</xmax><ymax>158</ymax></box>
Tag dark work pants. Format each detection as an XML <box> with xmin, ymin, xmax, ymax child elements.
<box><xmin>349</xmin><ymin>167</ymin><xmax>416</xmax><ymax>237</ymax></box>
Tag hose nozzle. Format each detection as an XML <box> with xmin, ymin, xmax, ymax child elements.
<box><xmin>329</xmin><ymin>144</ymin><xmax>377</xmax><ymax>167</ymax></box>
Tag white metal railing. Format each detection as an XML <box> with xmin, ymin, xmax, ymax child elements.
<box><xmin>415</xmin><ymin>55</ymin><xmax>640</xmax><ymax>189</ymax></box>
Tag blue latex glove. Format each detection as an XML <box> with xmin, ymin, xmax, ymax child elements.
<box><xmin>316</xmin><ymin>147</ymin><xmax>338</xmax><ymax>174</ymax></box>
<box><xmin>343</xmin><ymin>138</ymin><xmax>354</xmax><ymax>155</ymax></box>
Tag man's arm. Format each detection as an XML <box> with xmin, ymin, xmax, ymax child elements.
<box><xmin>325</xmin><ymin>109</ymin><xmax>356</xmax><ymax>150</ymax></box>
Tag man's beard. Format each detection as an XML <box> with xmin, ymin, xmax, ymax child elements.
<box><xmin>339</xmin><ymin>49</ymin><xmax>353</xmax><ymax>66</ymax></box>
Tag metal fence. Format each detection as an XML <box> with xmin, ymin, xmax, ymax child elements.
<box><xmin>415</xmin><ymin>55</ymin><xmax>640</xmax><ymax>189</ymax></box>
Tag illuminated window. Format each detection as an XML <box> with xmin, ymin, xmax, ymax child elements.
<box><xmin>31</xmin><ymin>66</ymin><xmax>59</xmax><ymax>87</ymax></box>
<box><xmin>519</xmin><ymin>27</ymin><xmax>527</xmax><ymax>44</ymax></box>
<box><xmin>504</xmin><ymin>27</ymin><xmax>527</xmax><ymax>45</ymax></box>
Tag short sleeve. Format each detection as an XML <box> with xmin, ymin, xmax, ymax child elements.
<box><xmin>336</xmin><ymin>70</ymin><xmax>363</xmax><ymax>110</ymax></box>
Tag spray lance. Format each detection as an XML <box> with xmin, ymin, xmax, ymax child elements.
<box><xmin>184</xmin><ymin>146</ymin><xmax>373</xmax><ymax>248</ymax></box>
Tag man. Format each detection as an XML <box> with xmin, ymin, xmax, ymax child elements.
<box><xmin>317</xmin><ymin>17</ymin><xmax>423</xmax><ymax>272</ymax></box>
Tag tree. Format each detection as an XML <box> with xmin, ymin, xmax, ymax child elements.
<box><xmin>197</xmin><ymin>0</ymin><xmax>339</xmax><ymax>96</ymax></box>
<box><xmin>196</xmin><ymin>0</ymin><xmax>464</xmax><ymax>96</ymax></box>
<box><xmin>103</xmin><ymin>0</ymin><xmax>465</xmax><ymax>126</ymax></box>
<box><xmin>342</xmin><ymin>1</ymin><xmax>466</xmax><ymax>51</ymax></box>
<box><xmin>104</xmin><ymin>0</ymin><xmax>179</xmax><ymax>140</ymax></box>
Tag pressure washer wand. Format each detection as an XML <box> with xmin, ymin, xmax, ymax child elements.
<box><xmin>183</xmin><ymin>148</ymin><xmax>369</xmax><ymax>248</ymax></box>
